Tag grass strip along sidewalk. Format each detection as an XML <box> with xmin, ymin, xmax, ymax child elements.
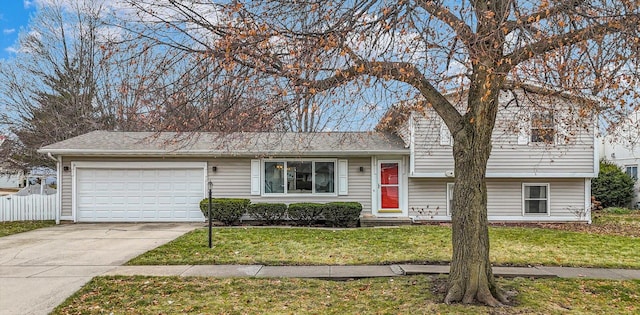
<box><xmin>54</xmin><ymin>275</ymin><xmax>640</xmax><ymax>314</ymax></box>
<box><xmin>128</xmin><ymin>225</ymin><xmax>640</xmax><ymax>269</ymax></box>
<box><xmin>56</xmin><ymin>211</ymin><xmax>640</xmax><ymax>314</ymax></box>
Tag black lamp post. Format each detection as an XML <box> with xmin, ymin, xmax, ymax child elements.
<box><xmin>208</xmin><ymin>180</ymin><xmax>213</xmax><ymax>249</ymax></box>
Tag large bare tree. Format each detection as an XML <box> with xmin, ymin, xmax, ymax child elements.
<box><xmin>0</xmin><ymin>0</ymin><xmax>111</xmax><ymax>168</ymax></box>
<box><xmin>0</xmin><ymin>0</ymin><xmax>288</xmax><ymax>169</ymax></box>
<box><xmin>119</xmin><ymin>0</ymin><xmax>638</xmax><ymax>306</ymax></box>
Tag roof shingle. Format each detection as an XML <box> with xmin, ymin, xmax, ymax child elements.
<box><xmin>39</xmin><ymin>131</ymin><xmax>409</xmax><ymax>157</ymax></box>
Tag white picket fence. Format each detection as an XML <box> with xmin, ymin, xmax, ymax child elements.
<box><xmin>0</xmin><ymin>194</ymin><xmax>57</xmax><ymax>222</ymax></box>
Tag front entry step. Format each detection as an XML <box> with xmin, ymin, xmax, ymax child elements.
<box><xmin>360</xmin><ymin>216</ymin><xmax>412</xmax><ymax>227</ymax></box>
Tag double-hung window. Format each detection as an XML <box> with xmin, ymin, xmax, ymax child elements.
<box><xmin>523</xmin><ymin>184</ymin><xmax>550</xmax><ymax>214</ymax></box>
<box><xmin>263</xmin><ymin>160</ymin><xmax>336</xmax><ymax>195</ymax></box>
<box><xmin>626</xmin><ymin>165</ymin><xmax>638</xmax><ymax>180</ymax></box>
<box><xmin>531</xmin><ymin>112</ymin><xmax>555</xmax><ymax>144</ymax></box>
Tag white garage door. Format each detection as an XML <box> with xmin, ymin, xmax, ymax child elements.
<box><xmin>75</xmin><ymin>163</ymin><xmax>205</xmax><ymax>222</ymax></box>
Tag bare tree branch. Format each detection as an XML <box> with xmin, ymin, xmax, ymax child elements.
<box><xmin>415</xmin><ymin>0</ymin><xmax>475</xmax><ymax>48</ymax></box>
<box><xmin>504</xmin><ymin>14</ymin><xmax>640</xmax><ymax>70</ymax></box>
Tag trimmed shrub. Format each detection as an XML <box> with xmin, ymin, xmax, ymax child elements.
<box><xmin>199</xmin><ymin>198</ymin><xmax>250</xmax><ymax>225</ymax></box>
<box><xmin>592</xmin><ymin>160</ymin><xmax>635</xmax><ymax>208</ymax></box>
<box><xmin>247</xmin><ymin>203</ymin><xmax>288</xmax><ymax>225</ymax></box>
<box><xmin>287</xmin><ymin>203</ymin><xmax>324</xmax><ymax>226</ymax></box>
<box><xmin>323</xmin><ymin>202</ymin><xmax>362</xmax><ymax>227</ymax></box>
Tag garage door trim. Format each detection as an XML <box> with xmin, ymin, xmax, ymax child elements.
<box><xmin>71</xmin><ymin>161</ymin><xmax>207</xmax><ymax>222</ymax></box>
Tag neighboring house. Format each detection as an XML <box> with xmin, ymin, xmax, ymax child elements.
<box><xmin>600</xmin><ymin>111</ymin><xmax>640</xmax><ymax>208</ymax></box>
<box><xmin>39</xmin><ymin>85</ymin><xmax>597</xmax><ymax>224</ymax></box>
<box><xmin>1</xmin><ymin>136</ymin><xmax>24</xmax><ymax>189</ymax></box>
<box><xmin>0</xmin><ymin>163</ymin><xmax>25</xmax><ymax>189</ymax></box>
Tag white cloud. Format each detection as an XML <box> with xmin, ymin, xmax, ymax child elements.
<box><xmin>4</xmin><ymin>46</ymin><xmax>19</xmax><ymax>54</ymax></box>
<box><xmin>24</xmin><ymin>0</ymin><xmax>34</xmax><ymax>8</ymax></box>
<box><xmin>3</xmin><ymin>29</ymin><xmax>16</xmax><ymax>35</ymax></box>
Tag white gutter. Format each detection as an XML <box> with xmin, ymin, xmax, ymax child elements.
<box><xmin>46</xmin><ymin>152</ymin><xmax>60</xmax><ymax>225</ymax></box>
<box><xmin>37</xmin><ymin>149</ymin><xmax>411</xmax><ymax>157</ymax></box>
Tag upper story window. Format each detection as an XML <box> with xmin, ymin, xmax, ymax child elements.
<box><xmin>626</xmin><ymin>165</ymin><xmax>638</xmax><ymax>180</ymax></box>
<box><xmin>440</xmin><ymin>120</ymin><xmax>453</xmax><ymax>146</ymax></box>
<box><xmin>263</xmin><ymin>160</ymin><xmax>336</xmax><ymax>195</ymax></box>
<box><xmin>531</xmin><ymin>112</ymin><xmax>555</xmax><ymax>144</ymax></box>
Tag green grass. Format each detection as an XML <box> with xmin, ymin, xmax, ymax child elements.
<box><xmin>0</xmin><ymin>220</ymin><xmax>55</xmax><ymax>237</ymax></box>
<box><xmin>128</xmin><ymin>225</ymin><xmax>640</xmax><ymax>268</ymax></box>
<box><xmin>593</xmin><ymin>210</ymin><xmax>640</xmax><ymax>227</ymax></box>
<box><xmin>601</xmin><ymin>207</ymin><xmax>634</xmax><ymax>215</ymax></box>
<box><xmin>53</xmin><ymin>275</ymin><xmax>640</xmax><ymax>314</ymax></box>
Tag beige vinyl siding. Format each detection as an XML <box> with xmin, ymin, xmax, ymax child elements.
<box><xmin>207</xmin><ymin>157</ymin><xmax>373</xmax><ymax>213</ymax></box>
<box><xmin>408</xmin><ymin>178</ymin><xmax>586</xmax><ymax>220</ymax></box>
<box><xmin>412</xmin><ymin>92</ymin><xmax>595</xmax><ymax>176</ymax></box>
<box><xmin>407</xmin><ymin>179</ymin><xmax>449</xmax><ymax>218</ymax></box>
<box><xmin>59</xmin><ymin>156</ymin><xmax>373</xmax><ymax>219</ymax></box>
<box><xmin>395</xmin><ymin>119</ymin><xmax>412</xmax><ymax>146</ymax></box>
<box><xmin>547</xmin><ymin>179</ymin><xmax>588</xmax><ymax>218</ymax></box>
<box><xmin>412</xmin><ymin>116</ymin><xmax>453</xmax><ymax>175</ymax></box>
<box><xmin>61</xmin><ymin>157</ymin><xmax>72</xmax><ymax>218</ymax></box>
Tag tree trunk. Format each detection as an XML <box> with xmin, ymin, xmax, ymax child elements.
<box><xmin>443</xmin><ymin>71</ymin><xmax>508</xmax><ymax>306</ymax></box>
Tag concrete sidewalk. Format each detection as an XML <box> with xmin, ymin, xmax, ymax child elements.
<box><xmin>102</xmin><ymin>264</ymin><xmax>640</xmax><ymax>280</ymax></box>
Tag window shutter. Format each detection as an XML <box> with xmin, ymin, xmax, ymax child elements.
<box><xmin>338</xmin><ymin>159</ymin><xmax>348</xmax><ymax>195</ymax></box>
<box><xmin>250</xmin><ymin>159</ymin><xmax>261</xmax><ymax>195</ymax></box>
<box><xmin>439</xmin><ymin>120</ymin><xmax>451</xmax><ymax>146</ymax></box>
<box><xmin>517</xmin><ymin>117</ymin><xmax>529</xmax><ymax>145</ymax></box>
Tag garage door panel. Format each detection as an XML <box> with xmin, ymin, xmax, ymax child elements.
<box><xmin>105</xmin><ymin>170</ymin><xmax>125</xmax><ymax>177</ymax></box>
<box><xmin>142</xmin><ymin>196</ymin><xmax>157</xmax><ymax>204</ymax></box>
<box><xmin>111</xmin><ymin>196</ymin><xmax>126</xmax><ymax>205</ymax></box>
<box><xmin>141</xmin><ymin>211</ymin><xmax>155</xmax><ymax>219</ymax></box>
<box><xmin>157</xmin><ymin>182</ymin><xmax>172</xmax><ymax>190</ymax></box>
<box><xmin>76</xmin><ymin>166</ymin><xmax>205</xmax><ymax>222</ymax></box>
<box><xmin>142</xmin><ymin>182</ymin><xmax>157</xmax><ymax>191</ymax></box>
<box><xmin>126</xmin><ymin>183</ymin><xmax>141</xmax><ymax>190</ymax></box>
<box><xmin>94</xmin><ymin>196</ymin><xmax>111</xmax><ymax>204</ymax></box>
<box><xmin>127</xmin><ymin>196</ymin><xmax>141</xmax><ymax>204</ymax></box>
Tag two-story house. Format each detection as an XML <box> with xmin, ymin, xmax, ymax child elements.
<box><xmin>39</xmin><ymin>84</ymin><xmax>597</xmax><ymax>223</ymax></box>
<box><xmin>381</xmin><ymin>85</ymin><xmax>597</xmax><ymax>224</ymax></box>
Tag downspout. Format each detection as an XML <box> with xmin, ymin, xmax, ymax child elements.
<box><xmin>46</xmin><ymin>152</ymin><xmax>60</xmax><ymax>225</ymax></box>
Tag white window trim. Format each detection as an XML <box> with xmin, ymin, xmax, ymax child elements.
<box><xmin>625</xmin><ymin>165</ymin><xmax>638</xmax><ymax>180</ymax></box>
<box><xmin>446</xmin><ymin>183</ymin><xmax>454</xmax><ymax>216</ymax></box>
<box><xmin>529</xmin><ymin>112</ymin><xmax>557</xmax><ymax>145</ymax></box>
<box><xmin>261</xmin><ymin>158</ymin><xmax>338</xmax><ymax>197</ymax></box>
<box><xmin>522</xmin><ymin>183</ymin><xmax>551</xmax><ymax>216</ymax></box>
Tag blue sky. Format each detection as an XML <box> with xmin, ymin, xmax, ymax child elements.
<box><xmin>0</xmin><ymin>1</ymin><xmax>36</xmax><ymax>60</ymax></box>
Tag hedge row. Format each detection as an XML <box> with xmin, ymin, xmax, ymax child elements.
<box><xmin>199</xmin><ymin>198</ymin><xmax>362</xmax><ymax>227</ymax></box>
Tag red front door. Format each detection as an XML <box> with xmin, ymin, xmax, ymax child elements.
<box><xmin>380</xmin><ymin>162</ymin><xmax>399</xmax><ymax>209</ymax></box>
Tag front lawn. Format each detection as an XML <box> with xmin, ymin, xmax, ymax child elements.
<box><xmin>53</xmin><ymin>275</ymin><xmax>640</xmax><ymax>314</ymax></box>
<box><xmin>593</xmin><ymin>210</ymin><xmax>640</xmax><ymax>228</ymax></box>
<box><xmin>0</xmin><ymin>220</ymin><xmax>55</xmax><ymax>237</ymax></box>
<box><xmin>128</xmin><ymin>225</ymin><xmax>640</xmax><ymax>268</ymax></box>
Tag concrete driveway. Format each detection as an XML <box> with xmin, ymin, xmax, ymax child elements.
<box><xmin>0</xmin><ymin>223</ymin><xmax>199</xmax><ymax>315</ymax></box>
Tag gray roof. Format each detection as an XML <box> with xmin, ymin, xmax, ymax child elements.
<box><xmin>39</xmin><ymin>131</ymin><xmax>409</xmax><ymax>157</ymax></box>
